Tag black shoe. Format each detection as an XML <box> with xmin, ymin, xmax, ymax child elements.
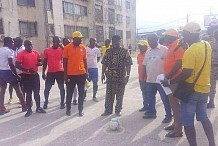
<box><xmin>36</xmin><ymin>107</ymin><xmax>46</xmax><ymax>113</ymax></box>
<box><xmin>73</xmin><ymin>100</ymin><xmax>78</xmax><ymax>105</ymax></box>
<box><xmin>22</xmin><ymin>107</ymin><xmax>27</xmax><ymax>112</ymax></box>
<box><xmin>116</xmin><ymin>112</ymin><xmax>122</xmax><ymax>116</ymax></box>
<box><xmin>101</xmin><ymin>112</ymin><xmax>112</xmax><ymax>116</ymax></box>
<box><xmin>143</xmin><ymin>114</ymin><xmax>156</xmax><ymax>119</ymax></box>
<box><xmin>43</xmin><ymin>103</ymin><xmax>48</xmax><ymax>109</ymax></box>
<box><xmin>66</xmin><ymin>110</ymin><xmax>71</xmax><ymax>116</ymax></box>
<box><xmin>0</xmin><ymin>109</ymin><xmax>10</xmax><ymax>115</ymax></box>
<box><xmin>162</xmin><ymin>117</ymin><xmax>172</xmax><ymax>123</ymax></box>
<box><xmin>139</xmin><ymin>107</ymin><xmax>148</xmax><ymax>112</ymax></box>
<box><xmin>207</xmin><ymin>102</ymin><xmax>215</xmax><ymax>109</ymax></box>
<box><xmin>164</xmin><ymin>125</ymin><xmax>174</xmax><ymax>131</ymax></box>
<box><xmin>25</xmin><ymin>109</ymin><xmax>32</xmax><ymax>117</ymax></box>
<box><xmin>60</xmin><ymin>104</ymin><xmax>65</xmax><ymax>109</ymax></box>
<box><xmin>79</xmin><ymin>112</ymin><xmax>84</xmax><ymax>117</ymax></box>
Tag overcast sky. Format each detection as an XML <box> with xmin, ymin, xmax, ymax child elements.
<box><xmin>136</xmin><ymin>0</ymin><xmax>218</xmax><ymax>32</ymax></box>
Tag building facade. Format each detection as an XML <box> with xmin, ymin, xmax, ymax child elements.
<box><xmin>0</xmin><ymin>0</ymin><xmax>136</xmax><ymax>52</ymax></box>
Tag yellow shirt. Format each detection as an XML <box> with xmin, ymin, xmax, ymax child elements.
<box><xmin>100</xmin><ymin>45</ymin><xmax>110</xmax><ymax>56</ymax></box>
<box><xmin>182</xmin><ymin>41</ymin><xmax>211</xmax><ymax>93</ymax></box>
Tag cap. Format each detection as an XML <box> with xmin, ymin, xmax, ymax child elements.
<box><xmin>163</xmin><ymin>28</ymin><xmax>179</xmax><ymax>37</ymax></box>
<box><xmin>183</xmin><ymin>22</ymin><xmax>201</xmax><ymax>34</ymax></box>
<box><xmin>138</xmin><ymin>40</ymin><xmax>149</xmax><ymax>47</ymax></box>
<box><xmin>72</xmin><ymin>31</ymin><xmax>84</xmax><ymax>38</ymax></box>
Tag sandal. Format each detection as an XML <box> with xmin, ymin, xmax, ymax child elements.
<box><xmin>165</xmin><ymin>131</ymin><xmax>183</xmax><ymax>138</ymax></box>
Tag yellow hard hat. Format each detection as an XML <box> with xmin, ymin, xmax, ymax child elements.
<box><xmin>138</xmin><ymin>40</ymin><xmax>149</xmax><ymax>47</ymax></box>
<box><xmin>163</xmin><ymin>28</ymin><xmax>179</xmax><ymax>37</ymax></box>
<box><xmin>72</xmin><ymin>31</ymin><xmax>84</xmax><ymax>38</ymax></box>
<box><xmin>183</xmin><ymin>22</ymin><xmax>201</xmax><ymax>34</ymax></box>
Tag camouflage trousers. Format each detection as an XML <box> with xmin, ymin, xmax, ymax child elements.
<box><xmin>209</xmin><ymin>66</ymin><xmax>218</xmax><ymax>101</ymax></box>
<box><xmin>104</xmin><ymin>82</ymin><xmax>126</xmax><ymax>113</ymax></box>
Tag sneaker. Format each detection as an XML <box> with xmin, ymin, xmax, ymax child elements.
<box><xmin>73</xmin><ymin>100</ymin><xmax>78</xmax><ymax>105</ymax></box>
<box><xmin>101</xmin><ymin>112</ymin><xmax>112</xmax><ymax>116</ymax></box>
<box><xmin>25</xmin><ymin>109</ymin><xmax>32</xmax><ymax>117</ymax></box>
<box><xmin>162</xmin><ymin>117</ymin><xmax>172</xmax><ymax>123</ymax></box>
<box><xmin>143</xmin><ymin>114</ymin><xmax>157</xmax><ymax>119</ymax></box>
<box><xmin>0</xmin><ymin>109</ymin><xmax>10</xmax><ymax>115</ymax></box>
<box><xmin>93</xmin><ymin>98</ymin><xmax>99</xmax><ymax>102</ymax></box>
<box><xmin>79</xmin><ymin>112</ymin><xmax>84</xmax><ymax>117</ymax></box>
<box><xmin>207</xmin><ymin>102</ymin><xmax>215</xmax><ymax>109</ymax></box>
<box><xmin>43</xmin><ymin>103</ymin><xmax>48</xmax><ymax>109</ymax></box>
<box><xmin>60</xmin><ymin>104</ymin><xmax>65</xmax><ymax>109</ymax></box>
<box><xmin>8</xmin><ymin>98</ymin><xmax>13</xmax><ymax>104</ymax></box>
<box><xmin>66</xmin><ymin>110</ymin><xmax>71</xmax><ymax>116</ymax></box>
<box><xmin>36</xmin><ymin>107</ymin><xmax>46</xmax><ymax>113</ymax></box>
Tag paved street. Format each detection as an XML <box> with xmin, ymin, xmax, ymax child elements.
<box><xmin>0</xmin><ymin>57</ymin><xmax>218</xmax><ymax>146</ymax></box>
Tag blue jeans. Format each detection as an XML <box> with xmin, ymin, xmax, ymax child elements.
<box><xmin>147</xmin><ymin>83</ymin><xmax>172</xmax><ymax>118</ymax></box>
<box><xmin>180</xmin><ymin>92</ymin><xmax>209</xmax><ymax>126</ymax></box>
<box><xmin>139</xmin><ymin>80</ymin><xmax>149</xmax><ymax>108</ymax></box>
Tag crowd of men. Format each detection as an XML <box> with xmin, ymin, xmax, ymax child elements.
<box><xmin>0</xmin><ymin>21</ymin><xmax>217</xmax><ymax>146</ymax></box>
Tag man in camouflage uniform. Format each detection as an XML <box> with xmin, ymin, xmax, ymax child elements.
<box><xmin>207</xmin><ymin>30</ymin><xmax>218</xmax><ymax>108</ymax></box>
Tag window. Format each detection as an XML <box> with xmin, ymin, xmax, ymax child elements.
<box><xmin>126</xmin><ymin>16</ymin><xmax>130</xmax><ymax>24</ymax></box>
<box><xmin>0</xmin><ymin>19</ymin><xmax>4</xmax><ymax>34</ymax></box>
<box><xmin>126</xmin><ymin>31</ymin><xmax>131</xmax><ymax>39</ymax></box>
<box><xmin>63</xmin><ymin>2</ymin><xmax>87</xmax><ymax>16</ymax></box>
<box><xmin>115</xmin><ymin>0</ymin><xmax>122</xmax><ymax>6</ymax></box>
<box><xmin>95</xmin><ymin>5</ymin><xmax>103</xmax><ymax>23</ymax></box>
<box><xmin>46</xmin><ymin>0</ymin><xmax>53</xmax><ymax>10</ymax></box>
<box><xmin>48</xmin><ymin>24</ymin><xmax>55</xmax><ymax>36</ymax></box>
<box><xmin>63</xmin><ymin>2</ymin><xmax>74</xmax><ymax>15</ymax></box>
<box><xmin>126</xmin><ymin>1</ymin><xmax>130</xmax><ymax>9</ymax></box>
<box><xmin>109</xmin><ymin>27</ymin><xmax>115</xmax><ymax>39</ymax></box>
<box><xmin>108</xmin><ymin>0</ymin><xmax>114</xmax><ymax>5</ymax></box>
<box><xmin>19</xmin><ymin>21</ymin><xmax>37</xmax><ymax>37</ymax></box>
<box><xmin>64</xmin><ymin>25</ymin><xmax>75</xmax><ymax>38</ymax></box>
<box><xmin>96</xmin><ymin>25</ymin><xmax>104</xmax><ymax>43</ymax></box>
<box><xmin>116</xmin><ymin>29</ymin><xmax>123</xmax><ymax>38</ymax></box>
<box><xmin>17</xmin><ymin>0</ymin><xmax>35</xmax><ymax>7</ymax></box>
<box><xmin>116</xmin><ymin>14</ymin><xmax>123</xmax><ymax>24</ymax></box>
<box><xmin>76</xmin><ymin>26</ymin><xmax>89</xmax><ymax>38</ymax></box>
<box><xmin>108</xmin><ymin>8</ymin><xmax>115</xmax><ymax>24</ymax></box>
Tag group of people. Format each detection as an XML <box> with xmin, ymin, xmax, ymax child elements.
<box><xmin>0</xmin><ymin>21</ymin><xmax>217</xmax><ymax>146</ymax></box>
<box><xmin>137</xmin><ymin>22</ymin><xmax>217</xmax><ymax>146</ymax></box>
<box><xmin>0</xmin><ymin>31</ymin><xmax>132</xmax><ymax>118</ymax></box>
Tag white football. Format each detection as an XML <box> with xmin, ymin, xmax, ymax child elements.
<box><xmin>109</xmin><ymin>118</ymin><xmax>120</xmax><ymax>131</ymax></box>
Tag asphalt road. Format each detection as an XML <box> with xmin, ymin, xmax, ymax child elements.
<box><xmin>0</xmin><ymin>58</ymin><xmax>218</xmax><ymax>146</ymax></box>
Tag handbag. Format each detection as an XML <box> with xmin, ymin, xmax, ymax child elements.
<box><xmin>173</xmin><ymin>42</ymin><xmax>208</xmax><ymax>102</ymax></box>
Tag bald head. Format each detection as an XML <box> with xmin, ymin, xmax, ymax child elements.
<box><xmin>148</xmin><ymin>33</ymin><xmax>158</xmax><ymax>49</ymax></box>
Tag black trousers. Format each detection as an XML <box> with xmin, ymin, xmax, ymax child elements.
<box><xmin>22</xmin><ymin>73</ymin><xmax>40</xmax><ymax>110</ymax></box>
<box><xmin>66</xmin><ymin>74</ymin><xmax>86</xmax><ymax>112</ymax></box>
<box><xmin>44</xmin><ymin>71</ymin><xmax>65</xmax><ymax>105</ymax></box>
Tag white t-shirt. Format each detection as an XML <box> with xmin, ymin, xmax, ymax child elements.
<box><xmin>14</xmin><ymin>45</ymin><xmax>25</xmax><ymax>74</ymax></box>
<box><xmin>0</xmin><ymin>47</ymin><xmax>14</xmax><ymax>70</ymax></box>
<box><xmin>87</xmin><ymin>46</ymin><xmax>101</xmax><ymax>68</ymax></box>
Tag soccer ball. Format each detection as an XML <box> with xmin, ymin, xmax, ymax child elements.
<box><xmin>109</xmin><ymin>118</ymin><xmax>120</xmax><ymax>131</ymax></box>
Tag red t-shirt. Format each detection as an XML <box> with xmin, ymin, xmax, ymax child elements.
<box><xmin>16</xmin><ymin>50</ymin><xmax>40</xmax><ymax>74</ymax></box>
<box><xmin>44</xmin><ymin>47</ymin><xmax>63</xmax><ymax>73</ymax></box>
<box><xmin>137</xmin><ymin>52</ymin><xmax>147</xmax><ymax>81</ymax></box>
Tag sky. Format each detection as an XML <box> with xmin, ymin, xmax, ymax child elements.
<box><xmin>136</xmin><ymin>0</ymin><xmax>218</xmax><ymax>33</ymax></box>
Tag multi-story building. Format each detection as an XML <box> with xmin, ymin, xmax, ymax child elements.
<box><xmin>0</xmin><ymin>0</ymin><xmax>136</xmax><ymax>52</ymax></box>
